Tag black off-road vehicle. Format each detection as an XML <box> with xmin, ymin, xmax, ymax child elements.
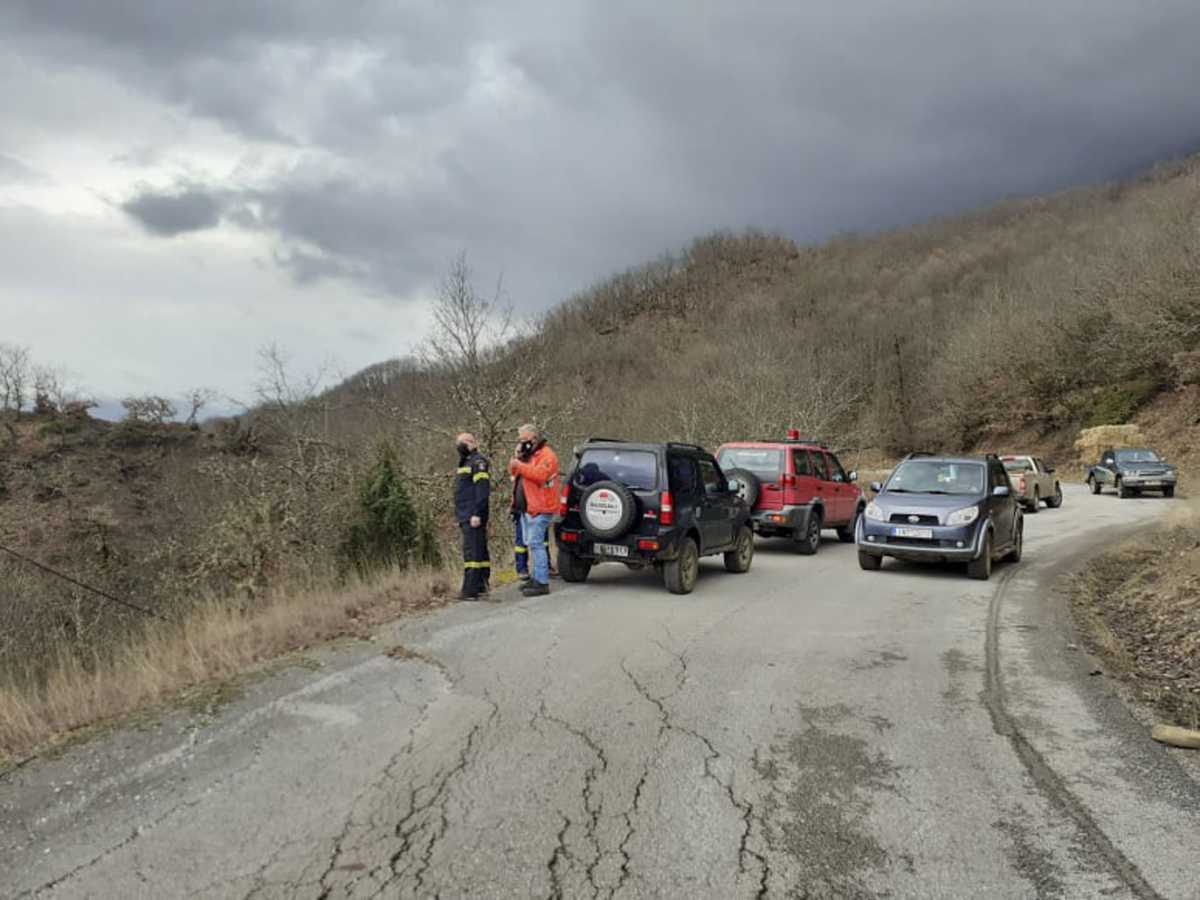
<box><xmin>554</xmin><ymin>439</ymin><xmax>755</xmax><ymax>594</ymax></box>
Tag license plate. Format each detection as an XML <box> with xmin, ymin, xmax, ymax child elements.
<box><xmin>892</xmin><ymin>526</ymin><xmax>933</xmax><ymax>539</ymax></box>
<box><xmin>594</xmin><ymin>542</ymin><xmax>630</xmax><ymax>558</ymax></box>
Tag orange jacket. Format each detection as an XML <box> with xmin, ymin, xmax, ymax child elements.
<box><xmin>509</xmin><ymin>444</ymin><xmax>560</xmax><ymax>515</ymax></box>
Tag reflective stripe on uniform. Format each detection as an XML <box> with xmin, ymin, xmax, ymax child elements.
<box><xmin>473</xmin><ymin>471</ymin><xmax>490</xmax><ymax>482</ymax></box>
<box><xmin>463</xmin><ymin>560</ymin><xmax>491</xmax><ymax>569</ymax></box>
<box><xmin>514</xmin><ymin>545</ymin><xmax>528</xmax><ymax>553</ymax></box>
<box><xmin>457</xmin><ymin>466</ymin><xmax>472</xmax><ymax>474</ymax></box>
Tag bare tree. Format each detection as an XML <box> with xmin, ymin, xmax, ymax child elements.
<box><xmin>421</xmin><ymin>252</ymin><xmax>549</xmax><ymax>457</ymax></box>
<box><xmin>33</xmin><ymin>364</ymin><xmax>88</xmax><ymax>415</ymax></box>
<box><xmin>0</xmin><ymin>343</ymin><xmax>32</xmax><ymax>416</ymax></box>
<box><xmin>184</xmin><ymin>387</ymin><xmax>219</xmax><ymax>426</ymax></box>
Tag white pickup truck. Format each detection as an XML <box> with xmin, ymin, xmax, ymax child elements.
<box><xmin>1000</xmin><ymin>455</ymin><xmax>1062</xmax><ymax>512</ymax></box>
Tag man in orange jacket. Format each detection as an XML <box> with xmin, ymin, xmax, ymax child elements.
<box><xmin>508</xmin><ymin>423</ymin><xmax>559</xmax><ymax>596</ymax></box>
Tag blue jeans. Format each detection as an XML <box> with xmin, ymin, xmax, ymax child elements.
<box><xmin>522</xmin><ymin>513</ymin><xmax>553</xmax><ymax>585</ymax></box>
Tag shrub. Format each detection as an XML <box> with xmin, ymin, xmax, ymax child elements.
<box><xmin>341</xmin><ymin>447</ymin><xmax>438</xmax><ymax>576</ymax></box>
<box><xmin>1084</xmin><ymin>377</ymin><xmax>1160</xmax><ymax>428</ymax></box>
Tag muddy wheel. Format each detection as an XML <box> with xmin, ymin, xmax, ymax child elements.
<box><xmin>794</xmin><ymin>512</ymin><xmax>821</xmax><ymax>555</ymax></box>
<box><xmin>663</xmin><ymin>537</ymin><xmax>700</xmax><ymax>594</ymax></box>
<box><xmin>1088</xmin><ymin>476</ymin><xmax>1101</xmax><ymax>495</ymax></box>
<box><xmin>724</xmin><ymin>526</ymin><xmax>754</xmax><ymax>573</ymax></box>
<box><xmin>1117</xmin><ymin>477</ymin><xmax>1132</xmax><ymax>499</ymax></box>
<box><xmin>557</xmin><ymin>549</ymin><xmax>591</xmax><ymax>583</ymax></box>
<box><xmin>836</xmin><ymin>507</ymin><xmax>861</xmax><ymax>543</ymax></box>
<box><xmin>1046</xmin><ymin>483</ymin><xmax>1063</xmax><ymax>508</ymax></box>
<box><xmin>1164</xmin><ymin>485</ymin><xmax>1176</xmax><ymax>498</ymax></box>
<box><xmin>967</xmin><ymin>532</ymin><xmax>992</xmax><ymax>581</ymax></box>
<box><xmin>858</xmin><ymin>550</ymin><xmax>882</xmax><ymax>571</ymax></box>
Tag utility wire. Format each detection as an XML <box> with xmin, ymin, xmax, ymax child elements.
<box><xmin>0</xmin><ymin>543</ymin><xmax>174</xmax><ymax>623</ymax></box>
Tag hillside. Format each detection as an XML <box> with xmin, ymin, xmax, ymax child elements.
<box><xmin>3</xmin><ymin>152</ymin><xmax>1200</xmax><ymax>725</ymax></box>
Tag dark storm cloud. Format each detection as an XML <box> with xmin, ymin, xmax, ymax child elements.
<box><xmin>121</xmin><ymin>186</ymin><xmax>225</xmax><ymax>236</ymax></box>
<box><xmin>9</xmin><ymin>0</ymin><xmax>1200</xmax><ymax>311</ymax></box>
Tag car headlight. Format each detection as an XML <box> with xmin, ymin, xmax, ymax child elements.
<box><xmin>945</xmin><ymin>506</ymin><xmax>979</xmax><ymax>527</ymax></box>
<box><xmin>864</xmin><ymin>501</ymin><xmax>885</xmax><ymax>522</ymax></box>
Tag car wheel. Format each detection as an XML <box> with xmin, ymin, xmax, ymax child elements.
<box><xmin>725</xmin><ymin>469</ymin><xmax>760</xmax><ymax>507</ymax></box>
<box><xmin>1117</xmin><ymin>477</ymin><xmax>1132</xmax><ymax>499</ymax></box>
<box><xmin>1046</xmin><ymin>483</ymin><xmax>1063</xmax><ymax>508</ymax></box>
<box><xmin>836</xmin><ymin>507</ymin><xmax>861</xmax><ymax>543</ymax></box>
<box><xmin>724</xmin><ymin>526</ymin><xmax>754</xmax><ymax>573</ymax></box>
<box><xmin>1003</xmin><ymin>522</ymin><xmax>1023</xmax><ymax>563</ymax></box>
<box><xmin>663</xmin><ymin>537</ymin><xmax>700</xmax><ymax>594</ymax></box>
<box><xmin>1164</xmin><ymin>485</ymin><xmax>1176</xmax><ymax>498</ymax></box>
<box><xmin>1027</xmin><ymin>487</ymin><xmax>1040</xmax><ymax>512</ymax></box>
<box><xmin>794</xmin><ymin>513</ymin><xmax>821</xmax><ymax>555</ymax></box>
<box><xmin>858</xmin><ymin>550</ymin><xmax>882</xmax><ymax>571</ymax></box>
<box><xmin>557</xmin><ymin>549</ymin><xmax>592</xmax><ymax>583</ymax></box>
<box><xmin>1088</xmin><ymin>476</ymin><xmax>1101</xmax><ymax>495</ymax></box>
<box><xmin>967</xmin><ymin>532</ymin><xmax>992</xmax><ymax>581</ymax></box>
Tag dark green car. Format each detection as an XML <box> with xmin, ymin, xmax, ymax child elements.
<box><xmin>1085</xmin><ymin>447</ymin><xmax>1177</xmax><ymax>498</ymax></box>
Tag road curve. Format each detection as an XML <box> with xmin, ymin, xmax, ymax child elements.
<box><xmin>3</xmin><ymin>485</ymin><xmax>1199</xmax><ymax>899</ymax></box>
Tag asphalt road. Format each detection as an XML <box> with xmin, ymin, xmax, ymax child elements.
<box><xmin>4</xmin><ymin>485</ymin><xmax>1200</xmax><ymax>899</ymax></box>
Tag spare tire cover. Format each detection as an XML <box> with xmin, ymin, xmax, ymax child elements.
<box><xmin>579</xmin><ymin>480</ymin><xmax>638</xmax><ymax>539</ymax></box>
<box><xmin>725</xmin><ymin>468</ymin><xmax>761</xmax><ymax>507</ymax></box>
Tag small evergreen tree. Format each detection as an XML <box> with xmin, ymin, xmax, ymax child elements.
<box><xmin>343</xmin><ymin>446</ymin><xmax>435</xmax><ymax>576</ymax></box>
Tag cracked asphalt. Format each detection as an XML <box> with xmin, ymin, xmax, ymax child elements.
<box><xmin>4</xmin><ymin>485</ymin><xmax>1200</xmax><ymax>899</ymax></box>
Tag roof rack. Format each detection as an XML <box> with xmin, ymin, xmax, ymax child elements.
<box><xmin>666</xmin><ymin>441</ymin><xmax>706</xmax><ymax>453</ymax></box>
<box><xmin>752</xmin><ymin>437</ymin><xmax>830</xmax><ymax>448</ymax></box>
<box><xmin>585</xmin><ymin>436</ymin><xmax>628</xmax><ymax>444</ymax></box>
<box><xmin>902</xmin><ymin>451</ymin><xmax>938</xmax><ymax>460</ymax></box>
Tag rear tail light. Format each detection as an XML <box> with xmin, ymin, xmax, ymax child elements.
<box><xmin>561</xmin><ymin>530</ymin><xmax>579</xmax><ymax>543</ymax></box>
<box><xmin>781</xmin><ymin>473</ymin><xmax>797</xmax><ymax>487</ymax></box>
<box><xmin>558</xmin><ymin>484</ymin><xmax>569</xmax><ymax>517</ymax></box>
<box><xmin>1017</xmin><ymin>476</ymin><xmax>1026</xmax><ymax>492</ymax></box>
<box><xmin>660</xmin><ymin>491</ymin><xmax>674</xmax><ymax>526</ymax></box>
<box><xmin>638</xmin><ymin>539</ymin><xmax>660</xmax><ymax>552</ymax></box>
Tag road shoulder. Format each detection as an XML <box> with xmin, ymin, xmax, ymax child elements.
<box><xmin>992</xmin><ymin>522</ymin><xmax>1200</xmax><ymax>899</ymax></box>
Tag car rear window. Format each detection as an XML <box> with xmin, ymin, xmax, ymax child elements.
<box><xmin>717</xmin><ymin>448</ymin><xmax>783</xmax><ymax>479</ymax></box>
<box><xmin>575</xmin><ymin>449</ymin><xmax>658</xmax><ymax>490</ymax></box>
<box><xmin>1002</xmin><ymin>458</ymin><xmax>1033</xmax><ymax>473</ymax></box>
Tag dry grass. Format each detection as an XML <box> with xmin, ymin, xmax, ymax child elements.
<box><xmin>1071</xmin><ymin>502</ymin><xmax>1200</xmax><ymax>731</ymax></box>
<box><xmin>0</xmin><ymin>567</ymin><xmax>453</xmax><ymax>765</ymax></box>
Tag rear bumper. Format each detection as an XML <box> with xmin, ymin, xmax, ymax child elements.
<box><xmin>749</xmin><ymin>504</ymin><xmax>814</xmax><ymax>533</ymax></box>
<box><xmin>856</xmin><ymin>516</ymin><xmax>986</xmax><ymax>562</ymax></box>
<box><xmin>554</xmin><ymin>524</ymin><xmax>684</xmax><ymax>564</ymax></box>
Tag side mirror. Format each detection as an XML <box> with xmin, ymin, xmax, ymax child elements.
<box><xmin>992</xmin><ymin>485</ymin><xmax>1010</xmax><ymax>497</ymax></box>
<box><xmin>848</xmin><ymin>470</ymin><xmax>859</xmax><ymax>482</ymax></box>
<box><xmin>870</xmin><ymin>481</ymin><xmax>883</xmax><ymax>493</ymax></box>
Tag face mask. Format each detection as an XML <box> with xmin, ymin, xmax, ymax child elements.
<box><xmin>457</xmin><ymin>442</ymin><xmax>470</xmax><ymax>457</ymax></box>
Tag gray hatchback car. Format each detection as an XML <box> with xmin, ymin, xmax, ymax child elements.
<box><xmin>856</xmin><ymin>453</ymin><xmax>1023</xmax><ymax>580</ymax></box>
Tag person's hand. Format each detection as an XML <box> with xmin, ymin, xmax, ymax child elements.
<box><xmin>470</xmin><ymin>515</ymin><xmax>482</xmax><ymax>528</ymax></box>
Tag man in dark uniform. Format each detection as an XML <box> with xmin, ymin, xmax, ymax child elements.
<box><xmin>454</xmin><ymin>432</ymin><xmax>490</xmax><ymax>600</ymax></box>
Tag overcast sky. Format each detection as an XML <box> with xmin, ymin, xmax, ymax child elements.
<box><xmin>4</xmin><ymin>1</ymin><xmax>1200</xmax><ymax>412</ymax></box>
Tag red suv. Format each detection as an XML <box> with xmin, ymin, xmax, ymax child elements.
<box><xmin>716</xmin><ymin>431</ymin><xmax>865</xmax><ymax>554</ymax></box>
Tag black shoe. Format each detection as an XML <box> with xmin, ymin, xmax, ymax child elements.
<box><xmin>521</xmin><ymin>581</ymin><xmax>550</xmax><ymax>597</ymax></box>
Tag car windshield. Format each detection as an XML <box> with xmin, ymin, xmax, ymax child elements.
<box><xmin>1002</xmin><ymin>458</ymin><xmax>1033</xmax><ymax>473</ymax></box>
<box><xmin>887</xmin><ymin>460</ymin><xmax>985</xmax><ymax>495</ymax></box>
<box><xmin>575</xmin><ymin>449</ymin><xmax>658</xmax><ymax>490</ymax></box>
<box><xmin>717</xmin><ymin>448</ymin><xmax>784</xmax><ymax>480</ymax></box>
<box><xmin>1115</xmin><ymin>449</ymin><xmax>1161</xmax><ymax>463</ymax></box>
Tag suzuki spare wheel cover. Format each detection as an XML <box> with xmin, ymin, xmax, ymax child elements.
<box><xmin>585</xmin><ymin>488</ymin><xmax>625</xmax><ymax>530</ymax></box>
